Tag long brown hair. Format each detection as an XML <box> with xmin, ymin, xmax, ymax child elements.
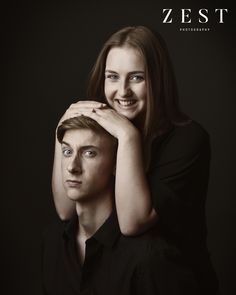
<box><xmin>87</xmin><ymin>26</ymin><xmax>190</xmax><ymax>145</ymax></box>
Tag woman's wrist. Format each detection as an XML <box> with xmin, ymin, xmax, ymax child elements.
<box><xmin>118</xmin><ymin>125</ymin><xmax>140</xmax><ymax>145</ymax></box>
<box><xmin>118</xmin><ymin>127</ymin><xmax>140</xmax><ymax>148</ymax></box>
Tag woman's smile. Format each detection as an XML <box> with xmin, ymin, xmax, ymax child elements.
<box><xmin>115</xmin><ymin>98</ymin><xmax>138</xmax><ymax>107</ymax></box>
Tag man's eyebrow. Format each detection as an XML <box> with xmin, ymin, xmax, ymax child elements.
<box><xmin>105</xmin><ymin>70</ymin><xmax>144</xmax><ymax>74</ymax></box>
<box><xmin>81</xmin><ymin>145</ymin><xmax>99</xmax><ymax>151</ymax></box>
<box><xmin>61</xmin><ymin>141</ymin><xmax>71</xmax><ymax>147</ymax></box>
<box><xmin>61</xmin><ymin>142</ymin><xmax>99</xmax><ymax>150</ymax></box>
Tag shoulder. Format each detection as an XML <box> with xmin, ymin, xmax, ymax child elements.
<box><xmin>153</xmin><ymin>120</ymin><xmax>210</xmax><ymax>162</ymax></box>
<box><xmin>42</xmin><ymin>218</ymin><xmax>65</xmax><ymax>247</ymax></box>
<box><xmin>41</xmin><ymin>218</ymin><xmax>68</xmax><ymax>270</ymax></box>
<box><xmin>141</xmin><ymin>231</ymin><xmax>180</xmax><ymax>261</ymax></box>
<box><xmin>167</xmin><ymin>120</ymin><xmax>209</xmax><ymax>150</ymax></box>
<box><xmin>120</xmin><ymin>229</ymin><xmax>180</xmax><ymax>263</ymax></box>
<box><xmin>122</xmin><ymin>231</ymin><xmax>185</xmax><ymax>279</ymax></box>
<box><xmin>174</xmin><ymin>119</ymin><xmax>208</xmax><ymax>138</ymax></box>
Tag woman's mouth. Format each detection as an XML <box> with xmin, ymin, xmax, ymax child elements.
<box><xmin>115</xmin><ymin>99</ymin><xmax>137</xmax><ymax>107</ymax></box>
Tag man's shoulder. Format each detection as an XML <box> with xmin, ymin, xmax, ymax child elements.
<box><xmin>42</xmin><ymin>217</ymin><xmax>69</xmax><ymax>268</ymax></box>
<box><xmin>42</xmin><ymin>218</ymin><xmax>65</xmax><ymax>245</ymax></box>
<box><xmin>118</xmin><ymin>229</ymin><xmax>180</xmax><ymax>264</ymax></box>
<box><xmin>122</xmin><ymin>231</ymin><xmax>199</xmax><ymax>293</ymax></box>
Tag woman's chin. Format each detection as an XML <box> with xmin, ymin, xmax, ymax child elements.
<box><xmin>114</xmin><ymin>105</ymin><xmax>139</xmax><ymax>120</ymax></box>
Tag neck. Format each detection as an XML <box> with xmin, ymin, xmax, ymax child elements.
<box><xmin>75</xmin><ymin>189</ymin><xmax>113</xmax><ymax>240</ymax></box>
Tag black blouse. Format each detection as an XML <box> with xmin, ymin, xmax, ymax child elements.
<box><xmin>147</xmin><ymin>120</ymin><xmax>219</xmax><ymax>293</ymax></box>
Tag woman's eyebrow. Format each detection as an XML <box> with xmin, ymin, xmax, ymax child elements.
<box><xmin>105</xmin><ymin>70</ymin><xmax>117</xmax><ymax>73</ymax></box>
<box><xmin>105</xmin><ymin>70</ymin><xmax>145</xmax><ymax>74</ymax></box>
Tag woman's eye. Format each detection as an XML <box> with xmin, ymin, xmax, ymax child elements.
<box><xmin>130</xmin><ymin>75</ymin><xmax>144</xmax><ymax>82</ymax></box>
<box><xmin>106</xmin><ymin>74</ymin><xmax>119</xmax><ymax>81</ymax></box>
<box><xmin>84</xmin><ymin>150</ymin><xmax>97</xmax><ymax>158</ymax></box>
<box><xmin>62</xmin><ymin>149</ymin><xmax>72</xmax><ymax>157</ymax></box>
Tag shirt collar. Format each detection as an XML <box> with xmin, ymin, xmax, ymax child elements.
<box><xmin>92</xmin><ymin>210</ymin><xmax>120</xmax><ymax>247</ymax></box>
<box><xmin>63</xmin><ymin>210</ymin><xmax>120</xmax><ymax>248</ymax></box>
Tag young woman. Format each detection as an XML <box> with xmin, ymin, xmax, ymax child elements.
<box><xmin>52</xmin><ymin>26</ymin><xmax>219</xmax><ymax>294</ymax></box>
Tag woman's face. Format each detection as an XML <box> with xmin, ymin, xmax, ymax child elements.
<box><xmin>104</xmin><ymin>46</ymin><xmax>147</xmax><ymax>121</ymax></box>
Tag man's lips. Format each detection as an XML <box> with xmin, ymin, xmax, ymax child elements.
<box><xmin>66</xmin><ymin>180</ymin><xmax>82</xmax><ymax>187</ymax></box>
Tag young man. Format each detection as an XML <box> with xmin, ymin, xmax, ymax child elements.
<box><xmin>42</xmin><ymin>116</ymin><xmax>197</xmax><ymax>295</ymax></box>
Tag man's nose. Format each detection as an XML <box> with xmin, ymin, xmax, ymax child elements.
<box><xmin>67</xmin><ymin>156</ymin><xmax>82</xmax><ymax>174</ymax></box>
<box><xmin>118</xmin><ymin>80</ymin><xmax>132</xmax><ymax>97</ymax></box>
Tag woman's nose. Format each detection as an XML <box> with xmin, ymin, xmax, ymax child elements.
<box><xmin>67</xmin><ymin>156</ymin><xmax>82</xmax><ymax>174</ymax></box>
<box><xmin>118</xmin><ymin>80</ymin><xmax>132</xmax><ymax>97</ymax></box>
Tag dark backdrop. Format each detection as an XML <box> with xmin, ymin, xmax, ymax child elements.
<box><xmin>2</xmin><ymin>0</ymin><xmax>235</xmax><ymax>294</ymax></box>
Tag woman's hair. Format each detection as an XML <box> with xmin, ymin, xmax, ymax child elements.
<box><xmin>87</xmin><ymin>25</ymin><xmax>190</xmax><ymax>141</ymax></box>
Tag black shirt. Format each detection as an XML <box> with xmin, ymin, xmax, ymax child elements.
<box><xmin>147</xmin><ymin>120</ymin><xmax>219</xmax><ymax>293</ymax></box>
<box><xmin>42</xmin><ymin>211</ymin><xmax>198</xmax><ymax>295</ymax></box>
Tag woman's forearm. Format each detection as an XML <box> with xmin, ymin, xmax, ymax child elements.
<box><xmin>115</xmin><ymin>131</ymin><xmax>158</xmax><ymax>235</ymax></box>
<box><xmin>52</xmin><ymin>134</ymin><xmax>76</xmax><ymax>220</ymax></box>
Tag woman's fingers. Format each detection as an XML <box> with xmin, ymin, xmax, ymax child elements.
<box><xmin>73</xmin><ymin>108</ymin><xmax>132</xmax><ymax>138</ymax></box>
<box><xmin>59</xmin><ymin>107</ymin><xmax>135</xmax><ymax>139</ymax></box>
<box><xmin>94</xmin><ymin>107</ymin><xmax>127</xmax><ymax>120</ymax></box>
<box><xmin>57</xmin><ymin>100</ymin><xmax>107</xmax><ymax>125</ymax></box>
<box><xmin>71</xmin><ymin>100</ymin><xmax>107</xmax><ymax>109</ymax></box>
<box><xmin>68</xmin><ymin>103</ymin><xmax>107</xmax><ymax>112</ymax></box>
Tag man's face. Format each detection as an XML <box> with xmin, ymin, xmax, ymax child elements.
<box><xmin>61</xmin><ymin>129</ymin><xmax>116</xmax><ymax>202</ymax></box>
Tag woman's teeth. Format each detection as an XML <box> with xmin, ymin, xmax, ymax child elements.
<box><xmin>116</xmin><ymin>99</ymin><xmax>136</xmax><ymax>106</ymax></box>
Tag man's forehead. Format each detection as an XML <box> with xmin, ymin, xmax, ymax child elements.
<box><xmin>63</xmin><ymin>129</ymin><xmax>110</xmax><ymax>147</ymax></box>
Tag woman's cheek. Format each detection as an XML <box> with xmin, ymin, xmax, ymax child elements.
<box><xmin>104</xmin><ymin>86</ymin><xmax>114</xmax><ymax>104</ymax></box>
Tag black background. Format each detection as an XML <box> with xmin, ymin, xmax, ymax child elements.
<box><xmin>2</xmin><ymin>0</ymin><xmax>235</xmax><ymax>294</ymax></box>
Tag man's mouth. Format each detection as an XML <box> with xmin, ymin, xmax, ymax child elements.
<box><xmin>66</xmin><ymin>180</ymin><xmax>82</xmax><ymax>187</ymax></box>
<box><xmin>115</xmin><ymin>99</ymin><xmax>137</xmax><ymax>107</ymax></box>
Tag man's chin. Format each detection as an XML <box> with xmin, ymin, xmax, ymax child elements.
<box><xmin>66</xmin><ymin>191</ymin><xmax>84</xmax><ymax>202</ymax></box>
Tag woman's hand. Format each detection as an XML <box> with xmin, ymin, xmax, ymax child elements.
<box><xmin>74</xmin><ymin>106</ymin><xmax>138</xmax><ymax>141</ymax></box>
<box><xmin>57</xmin><ymin>100</ymin><xmax>107</xmax><ymax>128</ymax></box>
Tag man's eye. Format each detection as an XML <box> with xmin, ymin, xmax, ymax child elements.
<box><xmin>83</xmin><ymin>150</ymin><xmax>97</xmax><ymax>158</ymax></box>
<box><xmin>62</xmin><ymin>149</ymin><xmax>72</xmax><ymax>157</ymax></box>
<box><xmin>130</xmin><ymin>75</ymin><xmax>144</xmax><ymax>82</ymax></box>
<box><xmin>106</xmin><ymin>74</ymin><xmax>119</xmax><ymax>81</ymax></box>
